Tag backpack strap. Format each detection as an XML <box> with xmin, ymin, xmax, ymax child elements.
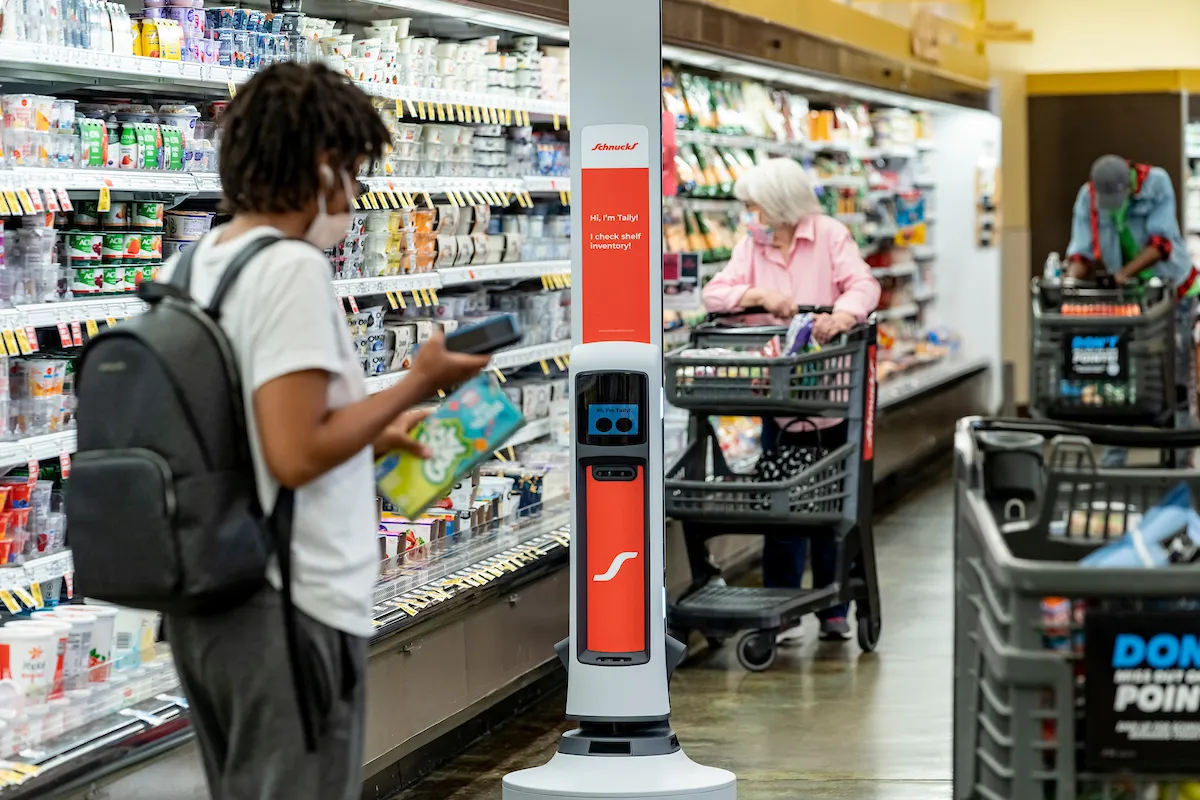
<box><xmin>269</xmin><ymin>487</ymin><xmax>319</xmax><ymax>752</ymax></box>
<box><xmin>207</xmin><ymin>235</ymin><xmax>285</xmax><ymax>321</ymax></box>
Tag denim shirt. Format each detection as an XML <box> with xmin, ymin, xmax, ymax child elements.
<box><xmin>1065</xmin><ymin>166</ymin><xmax>1191</xmax><ymax>286</ymax></box>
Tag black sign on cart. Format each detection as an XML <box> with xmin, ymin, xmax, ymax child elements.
<box><xmin>1085</xmin><ymin>609</ymin><xmax>1200</xmax><ymax>772</ymax></box>
<box><xmin>1063</xmin><ymin>331</ymin><xmax>1129</xmax><ymax>381</ymax></box>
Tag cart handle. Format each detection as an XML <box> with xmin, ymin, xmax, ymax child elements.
<box><xmin>704</xmin><ymin>305</ymin><xmax>836</xmax><ymax>323</ymax></box>
<box><xmin>973</xmin><ymin>417</ymin><xmax>1200</xmax><ymax>448</ymax></box>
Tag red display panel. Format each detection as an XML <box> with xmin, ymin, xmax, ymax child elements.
<box><xmin>584</xmin><ymin>465</ymin><xmax>646</xmax><ymax>654</ymax></box>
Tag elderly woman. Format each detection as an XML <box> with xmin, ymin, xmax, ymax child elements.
<box><xmin>702</xmin><ymin>158</ymin><xmax>881</xmax><ymax>644</ymax></box>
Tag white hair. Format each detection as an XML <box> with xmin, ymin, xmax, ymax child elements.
<box><xmin>733</xmin><ymin>158</ymin><xmax>822</xmax><ymax>226</ymax></box>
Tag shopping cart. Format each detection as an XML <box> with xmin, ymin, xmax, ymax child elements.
<box><xmin>955</xmin><ymin>417</ymin><xmax>1200</xmax><ymax>800</ymax></box>
<box><xmin>663</xmin><ymin>307</ymin><xmax>881</xmax><ymax>671</ymax></box>
<box><xmin>1030</xmin><ymin>276</ymin><xmax>1177</xmax><ymax>426</ymax></box>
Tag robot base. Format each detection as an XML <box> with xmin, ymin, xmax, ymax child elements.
<box><xmin>503</xmin><ymin>750</ymin><xmax>737</xmax><ymax>800</ymax></box>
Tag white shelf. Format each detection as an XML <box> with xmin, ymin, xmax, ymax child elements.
<box><xmin>11</xmin><ymin>297</ymin><xmax>147</xmax><ymax>328</ymax></box>
<box><xmin>816</xmin><ymin>175</ymin><xmax>869</xmax><ymax>189</ymax></box>
<box><xmin>503</xmin><ymin>417</ymin><xmax>554</xmax><ymax>449</ymax></box>
<box><xmin>876</xmin><ymin>304</ymin><xmax>920</xmax><ymax>320</ymax></box>
<box><xmin>492</xmin><ymin>340</ymin><xmax>571</xmax><ymax>371</ymax></box>
<box><xmin>911</xmin><ymin>245</ymin><xmax>937</xmax><ymax>261</ymax></box>
<box><xmin>0</xmin><ymin>549</ymin><xmax>74</xmax><ymax>592</ymax></box>
<box><xmin>439</xmin><ymin>260</ymin><xmax>570</xmax><ymax>286</ymax></box>
<box><xmin>355</xmin><ymin>82</ymin><xmax>569</xmax><ymax>117</ymax></box>
<box><xmin>520</xmin><ymin>175</ymin><xmax>571</xmax><ymax>194</ymax></box>
<box><xmin>915</xmin><ymin>289</ymin><xmax>937</xmax><ymax>303</ymax></box>
<box><xmin>872</xmin><ymin>264</ymin><xmax>917</xmax><ymax>278</ymax></box>
<box><xmin>864</xmin><ymin>144</ymin><xmax>918</xmax><ymax>160</ymax></box>
<box><xmin>0</xmin><ymin>42</ymin><xmax>243</xmax><ymax>93</ymax></box>
<box><xmin>0</xmin><ymin>431</ymin><xmax>76</xmax><ymax>471</ymax></box>
<box><xmin>675</xmin><ymin>130</ymin><xmax>808</xmax><ymax>159</ymax></box>
<box><xmin>365</xmin><ymin>340</ymin><xmax>571</xmax><ymax>395</ymax></box>
<box><xmin>915</xmin><ymin>140</ymin><xmax>937</xmax><ymax>151</ymax></box>
<box><xmin>9</xmin><ymin>168</ymin><xmax>203</xmax><ymax>194</ymax></box>
<box><xmin>333</xmin><ymin>274</ymin><xmax>441</xmax><ymax>297</ymax></box>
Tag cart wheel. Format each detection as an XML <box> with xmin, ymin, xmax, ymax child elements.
<box><xmin>736</xmin><ymin>631</ymin><xmax>776</xmax><ymax>672</ymax></box>
<box><xmin>706</xmin><ymin>636</ymin><xmax>726</xmax><ymax>650</ymax></box>
<box><xmin>856</xmin><ymin>614</ymin><xmax>881</xmax><ymax>653</ymax></box>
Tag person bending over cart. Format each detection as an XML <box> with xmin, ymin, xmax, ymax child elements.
<box><xmin>1065</xmin><ymin>154</ymin><xmax>1199</xmax><ymax>463</ymax></box>
<box><xmin>702</xmin><ymin>158</ymin><xmax>881</xmax><ymax>644</ymax></box>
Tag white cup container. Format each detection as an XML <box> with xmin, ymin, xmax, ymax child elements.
<box><xmin>31</xmin><ymin>610</ymin><xmax>93</xmax><ymax>691</ymax></box>
<box><xmin>65</xmin><ymin>687</ymin><xmax>92</xmax><ymax>730</ymax></box>
<box><xmin>4</xmin><ymin>620</ymin><xmax>68</xmax><ymax>701</ymax></box>
<box><xmin>382</xmin><ymin>17</ymin><xmax>411</xmax><ymax>37</ymax></box>
<box><xmin>0</xmin><ymin>623</ymin><xmax>56</xmax><ymax>704</ymax></box>
<box><xmin>56</xmin><ymin>605</ymin><xmax>117</xmax><ymax>683</ymax></box>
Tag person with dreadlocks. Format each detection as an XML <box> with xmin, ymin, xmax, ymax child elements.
<box><xmin>1066</xmin><ymin>154</ymin><xmax>1199</xmax><ymax>464</ymax></box>
<box><xmin>158</xmin><ymin>63</ymin><xmax>489</xmax><ymax>799</ymax></box>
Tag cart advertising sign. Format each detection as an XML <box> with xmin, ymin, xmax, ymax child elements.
<box><xmin>1084</xmin><ymin>609</ymin><xmax>1200</xmax><ymax>772</ymax></box>
<box><xmin>1063</xmin><ymin>331</ymin><xmax>1129</xmax><ymax>381</ymax></box>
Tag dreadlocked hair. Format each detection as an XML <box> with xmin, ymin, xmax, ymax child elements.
<box><xmin>218</xmin><ymin>62</ymin><xmax>389</xmax><ymax>214</ymax></box>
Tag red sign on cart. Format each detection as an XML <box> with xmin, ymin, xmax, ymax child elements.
<box><xmin>579</xmin><ymin>125</ymin><xmax>651</xmax><ymax>344</ymax></box>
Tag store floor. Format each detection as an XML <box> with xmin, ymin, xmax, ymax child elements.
<box><xmin>73</xmin><ymin>474</ymin><xmax>954</xmax><ymax>800</ymax></box>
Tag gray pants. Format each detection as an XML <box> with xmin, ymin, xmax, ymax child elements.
<box><xmin>166</xmin><ymin>587</ymin><xmax>366</xmax><ymax>800</ymax></box>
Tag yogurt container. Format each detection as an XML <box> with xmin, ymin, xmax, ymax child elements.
<box><xmin>163</xmin><ymin>238</ymin><xmax>194</xmax><ymax>259</ymax></box>
<box><xmin>71</xmin><ymin>267</ymin><xmax>104</xmax><ymax>295</ymax></box>
<box><xmin>64</xmin><ymin>231</ymin><xmax>103</xmax><ymax>264</ymax></box>
<box><xmin>101</xmin><ymin>232</ymin><xmax>126</xmax><ymax>265</ymax></box>
<box><xmin>131</xmin><ymin>202</ymin><xmax>164</xmax><ymax>230</ymax></box>
<box><xmin>164</xmin><ymin>211</ymin><xmax>214</xmax><ymax>240</ymax></box>
<box><xmin>101</xmin><ymin>202</ymin><xmax>129</xmax><ymax>229</ymax></box>
<box><xmin>72</xmin><ymin>201</ymin><xmax>100</xmax><ymax>228</ymax></box>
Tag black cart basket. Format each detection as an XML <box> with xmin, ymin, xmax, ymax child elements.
<box><xmin>1030</xmin><ymin>277</ymin><xmax>1177</xmax><ymax>425</ymax></box>
<box><xmin>663</xmin><ymin>308</ymin><xmax>882</xmax><ymax>670</ymax></box>
<box><xmin>955</xmin><ymin>417</ymin><xmax>1200</xmax><ymax>800</ymax></box>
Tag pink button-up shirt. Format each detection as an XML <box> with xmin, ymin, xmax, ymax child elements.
<box><xmin>702</xmin><ymin>214</ymin><xmax>881</xmax><ymax>321</ymax></box>
<box><xmin>701</xmin><ymin>214</ymin><xmax>881</xmax><ymax>432</ymax></box>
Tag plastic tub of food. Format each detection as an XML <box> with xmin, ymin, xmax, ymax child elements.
<box><xmin>164</xmin><ymin>211</ymin><xmax>214</xmax><ymax>240</ymax></box>
<box><xmin>421</xmin><ymin>124</ymin><xmax>460</xmax><ymax>145</ymax></box>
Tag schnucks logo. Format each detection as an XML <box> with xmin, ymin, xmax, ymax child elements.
<box><xmin>592</xmin><ymin>143</ymin><xmax>640</xmax><ymax>151</ymax></box>
<box><xmin>593</xmin><ymin>551</ymin><xmax>639</xmax><ymax>582</ymax></box>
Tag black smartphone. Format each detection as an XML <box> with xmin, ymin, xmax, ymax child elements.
<box><xmin>444</xmin><ymin>314</ymin><xmax>523</xmax><ymax>355</ymax></box>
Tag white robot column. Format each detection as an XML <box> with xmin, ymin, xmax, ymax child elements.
<box><xmin>502</xmin><ymin>0</ymin><xmax>737</xmax><ymax>797</ymax></box>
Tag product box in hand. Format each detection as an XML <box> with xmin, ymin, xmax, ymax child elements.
<box><xmin>375</xmin><ymin>375</ymin><xmax>525</xmax><ymax>518</ymax></box>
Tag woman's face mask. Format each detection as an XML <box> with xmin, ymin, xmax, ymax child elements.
<box><xmin>305</xmin><ymin>168</ymin><xmax>355</xmax><ymax>250</ymax></box>
<box><xmin>741</xmin><ymin>210</ymin><xmax>774</xmax><ymax>246</ymax></box>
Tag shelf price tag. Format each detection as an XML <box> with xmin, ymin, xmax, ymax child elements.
<box><xmin>43</xmin><ymin>189</ymin><xmax>59</xmax><ymax>213</ymax></box>
<box><xmin>26</xmin><ymin>460</ymin><xmax>36</xmax><ymax>484</ymax></box>
<box><xmin>97</xmin><ymin>185</ymin><xmax>111</xmax><ymax>213</ymax></box>
<box><xmin>56</xmin><ymin>322</ymin><xmax>72</xmax><ymax>348</ymax></box>
<box><xmin>385</xmin><ymin>291</ymin><xmax>399</xmax><ymax>310</ymax></box>
<box><xmin>104</xmin><ymin>315</ymin><xmax>117</xmax><ymax>329</ymax></box>
<box><xmin>22</xmin><ymin>326</ymin><xmax>37</xmax><ymax>353</ymax></box>
<box><xmin>0</xmin><ymin>591</ymin><xmax>19</xmax><ymax>614</ymax></box>
<box><xmin>14</xmin><ymin>189</ymin><xmax>34</xmax><ymax>216</ymax></box>
<box><xmin>12</xmin><ymin>586</ymin><xmax>35</xmax><ymax>610</ymax></box>
<box><xmin>553</xmin><ymin>355</ymin><xmax>566</xmax><ymax>370</ymax></box>
<box><xmin>227</xmin><ymin>81</ymin><xmax>236</xmax><ymax>97</ymax></box>
<box><xmin>405</xmin><ymin>99</ymin><xmax>417</xmax><ymax>118</ymax></box>
<box><xmin>56</xmin><ymin>188</ymin><xmax>72</xmax><ymax>212</ymax></box>
<box><xmin>13</xmin><ymin>327</ymin><xmax>31</xmax><ymax>355</ymax></box>
<box><xmin>28</xmin><ymin>582</ymin><xmax>43</xmax><ymax>610</ymax></box>
<box><xmin>0</xmin><ymin>190</ymin><xmax>17</xmax><ymax>216</ymax></box>
<box><xmin>59</xmin><ymin>452</ymin><xmax>70</xmax><ymax>479</ymax></box>
<box><xmin>422</xmin><ymin>191</ymin><xmax>434</xmax><ymax>209</ymax></box>
<box><xmin>553</xmin><ymin>114</ymin><xmax>560</xmax><ymax>131</ymax></box>
<box><xmin>347</xmin><ymin>295</ymin><xmax>359</xmax><ymax>313</ymax></box>
<box><xmin>0</xmin><ymin>330</ymin><xmax>14</xmax><ymax>356</ymax></box>
<box><xmin>0</xmin><ymin>193</ymin><xmax>11</xmax><ymax>217</ymax></box>
<box><xmin>25</xmin><ymin>187</ymin><xmax>43</xmax><ymax>214</ymax></box>
<box><xmin>70</xmin><ymin>321</ymin><xmax>83</xmax><ymax>347</ymax></box>
<box><xmin>85</xmin><ymin>318</ymin><xmax>99</xmax><ymax>338</ymax></box>
<box><xmin>491</xmin><ymin>367</ymin><xmax>506</xmax><ymax>384</ymax></box>
<box><xmin>428</xmin><ymin>287</ymin><xmax>439</xmax><ymax>305</ymax></box>
<box><xmin>539</xmin><ymin>359</ymin><xmax>550</xmax><ymax>375</ymax></box>
<box><xmin>411</xmin><ymin>291</ymin><xmax>423</xmax><ymax>308</ymax></box>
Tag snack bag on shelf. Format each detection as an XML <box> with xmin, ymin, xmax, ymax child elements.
<box><xmin>375</xmin><ymin>375</ymin><xmax>525</xmax><ymax>518</ymax></box>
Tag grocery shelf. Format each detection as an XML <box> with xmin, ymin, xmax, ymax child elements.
<box><xmin>438</xmin><ymin>260</ymin><xmax>570</xmax><ymax>286</ymax></box>
<box><xmin>333</xmin><ymin>274</ymin><xmax>441</xmax><ymax>297</ymax></box>
<box><xmin>916</xmin><ymin>289</ymin><xmax>937</xmax><ymax>303</ymax></box>
<box><xmin>0</xmin><ymin>42</ymin><xmax>250</xmax><ymax>94</ymax></box>
<box><xmin>663</xmin><ymin>327</ymin><xmax>692</xmax><ymax>349</ymax></box>
<box><xmin>502</xmin><ymin>417</ymin><xmax>555</xmax><ymax>449</ymax></box>
<box><xmin>836</xmin><ymin>212</ymin><xmax>866</xmax><ymax>224</ymax></box>
<box><xmin>911</xmin><ymin>245</ymin><xmax>937</xmax><ymax>261</ymax></box>
<box><xmin>871</xmin><ymin>264</ymin><xmax>917</xmax><ymax>278</ymax></box>
<box><xmin>364</xmin><ymin>339</ymin><xmax>571</xmax><ymax>395</ymax></box>
<box><xmin>0</xmin><ymin>549</ymin><xmax>73</xmax><ymax>592</ymax></box>
<box><xmin>816</xmin><ymin>175</ymin><xmax>869</xmax><ymax>189</ymax></box>
<box><xmin>9</xmin><ymin>167</ymin><xmax>203</xmax><ymax>195</ymax></box>
<box><xmin>520</xmin><ymin>175</ymin><xmax>571</xmax><ymax>194</ymax></box>
<box><xmin>876</xmin><ymin>303</ymin><xmax>920</xmax><ymax>320</ymax></box>
<box><xmin>491</xmin><ymin>339</ymin><xmax>571</xmax><ymax>371</ymax></box>
<box><xmin>12</xmin><ymin>297</ymin><xmax>147</xmax><ymax>328</ymax></box>
<box><xmin>675</xmin><ymin>130</ymin><xmax>807</xmax><ymax>159</ymax></box>
<box><xmin>0</xmin><ymin>431</ymin><xmax>76</xmax><ymax>471</ymax></box>
<box><xmin>355</xmin><ymin>81</ymin><xmax>569</xmax><ymax>118</ymax></box>
<box><xmin>862</xmin><ymin>144</ymin><xmax>918</xmax><ymax>160</ymax></box>
<box><xmin>878</xmin><ymin>357</ymin><xmax>990</xmax><ymax>411</ymax></box>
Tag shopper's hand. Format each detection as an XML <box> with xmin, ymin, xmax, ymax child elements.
<box><xmin>408</xmin><ymin>331</ymin><xmax>491</xmax><ymax>395</ymax></box>
<box><xmin>813</xmin><ymin>311</ymin><xmax>857</xmax><ymax>344</ymax></box>
<box><xmin>375</xmin><ymin>408</ymin><xmax>434</xmax><ymax>458</ymax></box>
<box><xmin>759</xmin><ymin>291</ymin><xmax>799</xmax><ymax>319</ymax></box>
<box><xmin>1113</xmin><ymin>270</ymin><xmax>1131</xmax><ymax>286</ymax></box>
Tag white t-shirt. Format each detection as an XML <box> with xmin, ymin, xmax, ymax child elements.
<box><xmin>159</xmin><ymin>226</ymin><xmax>378</xmax><ymax>638</ymax></box>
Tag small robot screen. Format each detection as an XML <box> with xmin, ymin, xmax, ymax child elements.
<box><xmin>587</xmin><ymin>404</ymin><xmax>639</xmax><ymax>437</ymax></box>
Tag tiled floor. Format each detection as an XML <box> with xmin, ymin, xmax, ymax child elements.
<box><xmin>73</xmin><ymin>475</ymin><xmax>956</xmax><ymax>800</ymax></box>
